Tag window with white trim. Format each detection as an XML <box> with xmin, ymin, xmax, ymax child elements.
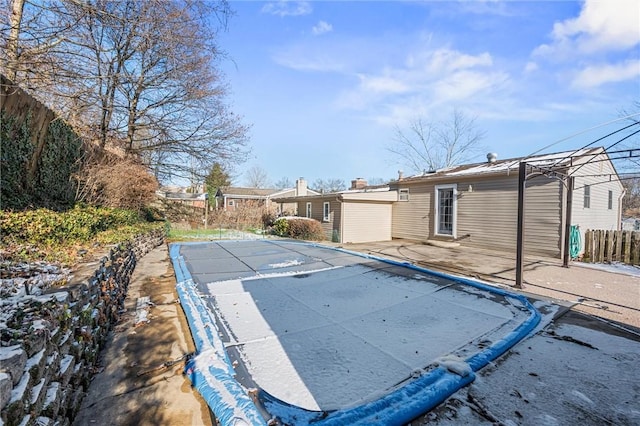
<box><xmin>608</xmin><ymin>190</ymin><xmax>613</xmax><ymax>210</ymax></box>
<box><xmin>435</xmin><ymin>184</ymin><xmax>457</xmax><ymax>237</ymax></box>
<box><xmin>584</xmin><ymin>185</ymin><xmax>591</xmax><ymax>208</ymax></box>
<box><xmin>306</xmin><ymin>202</ymin><xmax>312</xmax><ymax>218</ymax></box>
<box><xmin>323</xmin><ymin>202</ymin><xmax>330</xmax><ymax>221</ymax></box>
<box><xmin>399</xmin><ymin>188</ymin><xmax>409</xmax><ymax>201</ymax></box>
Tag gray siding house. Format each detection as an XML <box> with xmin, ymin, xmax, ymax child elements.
<box><xmin>276</xmin><ymin>148</ymin><xmax>623</xmax><ymax>258</ymax></box>
<box><xmin>215</xmin><ymin>179</ymin><xmax>319</xmax><ymax>213</ymax></box>
<box><xmin>391</xmin><ymin>147</ymin><xmax>623</xmax><ymax>257</ymax></box>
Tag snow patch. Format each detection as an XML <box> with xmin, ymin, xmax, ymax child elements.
<box><xmin>267</xmin><ymin>259</ymin><xmax>303</xmax><ymax>269</ymax></box>
<box><xmin>435</xmin><ymin>355</ymin><xmax>473</xmax><ymax>377</ymax></box>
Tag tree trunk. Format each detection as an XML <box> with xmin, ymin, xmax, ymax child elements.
<box><xmin>7</xmin><ymin>0</ymin><xmax>26</xmax><ymax>81</ymax></box>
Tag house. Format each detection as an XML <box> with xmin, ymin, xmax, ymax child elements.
<box><xmin>622</xmin><ymin>218</ymin><xmax>640</xmax><ymax>231</ymax></box>
<box><xmin>156</xmin><ymin>188</ymin><xmax>207</xmax><ymax>209</ymax></box>
<box><xmin>215</xmin><ymin>179</ymin><xmax>320</xmax><ymax>213</ymax></box>
<box><xmin>275</xmin><ymin>148</ymin><xmax>624</xmax><ymax>259</ymax></box>
<box><xmin>390</xmin><ymin>147</ymin><xmax>623</xmax><ymax>258</ymax></box>
<box><xmin>274</xmin><ymin>178</ymin><xmax>397</xmax><ymax>243</ymax></box>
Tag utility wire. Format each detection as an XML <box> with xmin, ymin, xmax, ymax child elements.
<box><xmin>568</xmin><ymin>128</ymin><xmax>640</xmax><ymax>177</ymax></box>
<box><xmin>525</xmin><ymin>112</ymin><xmax>640</xmax><ymax>159</ymax></box>
<box><xmin>545</xmin><ymin>121</ymin><xmax>640</xmax><ymax>169</ymax></box>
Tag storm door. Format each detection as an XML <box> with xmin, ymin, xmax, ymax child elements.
<box><xmin>435</xmin><ymin>184</ymin><xmax>457</xmax><ymax>237</ymax></box>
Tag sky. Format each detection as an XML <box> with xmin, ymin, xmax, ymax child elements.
<box><xmin>218</xmin><ymin>0</ymin><xmax>640</xmax><ymax>187</ymax></box>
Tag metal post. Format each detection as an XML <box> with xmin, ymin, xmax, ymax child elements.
<box><xmin>562</xmin><ymin>177</ymin><xmax>574</xmax><ymax>267</ymax></box>
<box><xmin>204</xmin><ymin>194</ymin><xmax>208</xmax><ymax>230</ymax></box>
<box><xmin>515</xmin><ymin>162</ymin><xmax>526</xmax><ymax>289</ymax></box>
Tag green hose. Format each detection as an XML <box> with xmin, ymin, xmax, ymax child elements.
<box><xmin>569</xmin><ymin>225</ymin><xmax>581</xmax><ymax>259</ymax></box>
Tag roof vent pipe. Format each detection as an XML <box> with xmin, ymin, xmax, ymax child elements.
<box><xmin>487</xmin><ymin>153</ymin><xmax>498</xmax><ymax>163</ymax></box>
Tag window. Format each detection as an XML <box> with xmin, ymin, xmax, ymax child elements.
<box><xmin>306</xmin><ymin>202</ymin><xmax>312</xmax><ymax>218</ymax></box>
<box><xmin>228</xmin><ymin>200</ymin><xmax>234</xmax><ymax>206</ymax></box>
<box><xmin>435</xmin><ymin>184</ymin><xmax>457</xmax><ymax>237</ymax></box>
<box><xmin>399</xmin><ymin>188</ymin><xmax>409</xmax><ymax>201</ymax></box>
<box><xmin>608</xmin><ymin>190</ymin><xmax>613</xmax><ymax>210</ymax></box>
<box><xmin>584</xmin><ymin>185</ymin><xmax>590</xmax><ymax>208</ymax></box>
<box><xmin>323</xmin><ymin>202</ymin><xmax>330</xmax><ymax>221</ymax></box>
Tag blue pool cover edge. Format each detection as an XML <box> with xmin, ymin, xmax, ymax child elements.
<box><xmin>169</xmin><ymin>240</ymin><xmax>541</xmax><ymax>426</ymax></box>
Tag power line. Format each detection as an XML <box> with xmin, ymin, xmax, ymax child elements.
<box><xmin>569</xmin><ymin>129</ymin><xmax>640</xmax><ymax>177</ymax></box>
<box><xmin>545</xmin><ymin>121</ymin><xmax>640</xmax><ymax>169</ymax></box>
<box><xmin>525</xmin><ymin>111</ymin><xmax>640</xmax><ymax>159</ymax></box>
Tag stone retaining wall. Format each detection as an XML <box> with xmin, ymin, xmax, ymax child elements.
<box><xmin>0</xmin><ymin>229</ymin><xmax>164</xmax><ymax>426</ymax></box>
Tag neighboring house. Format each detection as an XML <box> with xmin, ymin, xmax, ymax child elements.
<box><xmin>215</xmin><ymin>179</ymin><xmax>320</xmax><ymax>213</ymax></box>
<box><xmin>276</xmin><ymin>148</ymin><xmax>624</xmax><ymax>258</ymax></box>
<box><xmin>622</xmin><ymin>218</ymin><xmax>640</xmax><ymax>231</ymax></box>
<box><xmin>274</xmin><ymin>179</ymin><xmax>397</xmax><ymax>243</ymax></box>
<box><xmin>156</xmin><ymin>189</ymin><xmax>207</xmax><ymax>209</ymax></box>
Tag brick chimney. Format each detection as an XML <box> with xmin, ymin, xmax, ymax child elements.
<box><xmin>295</xmin><ymin>177</ymin><xmax>307</xmax><ymax>196</ymax></box>
<box><xmin>350</xmin><ymin>178</ymin><xmax>367</xmax><ymax>190</ymax></box>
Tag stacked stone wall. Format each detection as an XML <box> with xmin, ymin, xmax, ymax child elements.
<box><xmin>0</xmin><ymin>229</ymin><xmax>164</xmax><ymax>426</ymax></box>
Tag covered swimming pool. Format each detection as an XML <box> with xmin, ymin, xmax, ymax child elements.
<box><xmin>170</xmin><ymin>240</ymin><xmax>540</xmax><ymax>425</ymax></box>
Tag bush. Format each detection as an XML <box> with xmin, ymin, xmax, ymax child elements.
<box><xmin>272</xmin><ymin>218</ymin><xmax>289</xmax><ymax>236</ymax></box>
<box><xmin>271</xmin><ymin>217</ymin><xmax>325</xmax><ymax>241</ymax></box>
<box><xmin>0</xmin><ymin>204</ymin><xmax>162</xmax><ymax>264</ymax></box>
<box><xmin>0</xmin><ymin>205</ymin><xmax>141</xmax><ymax>246</ymax></box>
<box><xmin>76</xmin><ymin>158</ymin><xmax>158</xmax><ymax>211</ymax></box>
<box><xmin>261</xmin><ymin>212</ymin><xmax>277</xmax><ymax>228</ymax></box>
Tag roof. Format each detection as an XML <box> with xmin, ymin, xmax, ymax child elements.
<box><xmin>393</xmin><ymin>147</ymin><xmax>607</xmax><ymax>183</ymax></box>
<box><xmin>157</xmin><ymin>191</ymin><xmax>207</xmax><ymax>200</ymax></box>
<box><xmin>218</xmin><ymin>186</ymin><xmax>322</xmax><ymax>198</ymax></box>
<box><xmin>273</xmin><ymin>185</ymin><xmax>397</xmax><ymax>203</ymax></box>
<box><xmin>217</xmin><ymin>187</ymin><xmax>279</xmax><ymax>197</ymax></box>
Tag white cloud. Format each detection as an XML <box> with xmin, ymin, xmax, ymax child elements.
<box><xmin>424</xmin><ymin>49</ymin><xmax>493</xmax><ymax>74</ymax></box>
<box><xmin>272</xmin><ymin>48</ymin><xmax>345</xmax><ymax>72</ymax></box>
<box><xmin>572</xmin><ymin>59</ymin><xmax>640</xmax><ymax>89</ymax></box>
<box><xmin>357</xmin><ymin>73</ymin><xmax>410</xmax><ymax>95</ymax></box>
<box><xmin>532</xmin><ymin>0</ymin><xmax>639</xmax><ymax>89</ymax></box>
<box><xmin>261</xmin><ymin>1</ymin><xmax>312</xmax><ymax>17</ymax></box>
<box><xmin>432</xmin><ymin>70</ymin><xmax>507</xmax><ymax>102</ymax></box>
<box><xmin>524</xmin><ymin>61</ymin><xmax>538</xmax><ymax>73</ymax></box>
<box><xmin>535</xmin><ymin>0</ymin><xmax>640</xmax><ymax>56</ymax></box>
<box><xmin>312</xmin><ymin>21</ymin><xmax>333</xmax><ymax>36</ymax></box>
<box><xmin>336</xmin><ymin>47</ymin><xmax>511</xmax><ymax>125</ymax></box>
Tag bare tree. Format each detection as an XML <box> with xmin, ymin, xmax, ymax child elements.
<box><xmin>622</xmin><ymin>177</ymin><xmax>640</xmax><ymax>216</ymax></box>
<box><xmin>312</xmin><ymin>178</ymin><xmax>346</xmax><ymax>193</ymax></box>
<box><xmin>367</xmin><ymin>177</ymin><xmax>389</xmax><ymax>186</ymax></box>
<box><xmin>274</xmin><ymin>176</ymin><xmax>292</xmax><ymax>189</ymax></box>
<box><xmin>244</xmin><ymin>165</ymin><xmax>270</xmax><ymax>188</ymax></box>
<box><xmin>1</xmin><ymin>0</ymin><xmax>250</xmax><ymax>184</ymax></box>
<box><xmin>388</xmin><ymin>108</ymin><xmax>486</xmax><ymax>173</ymax></box>
<box><xmin>2</xmin><ymin>0</ymin><xmax>70</xmax><ymax>83</ymax></box>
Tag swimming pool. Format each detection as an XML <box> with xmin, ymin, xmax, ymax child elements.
<box><xmin>170</xmin><ymin>240</ymin><xmax>540</xmax><ymax>425</ymax></box>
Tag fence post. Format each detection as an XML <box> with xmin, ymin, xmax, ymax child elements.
<box><xmin>584</xmin><ymin>229</ymin><xmax>591</xmax><ymax>262</ymax></box>
<box><xmin>615</xmin><ymin>230</ymin><xmax>622</xmax><ymax>262</ymax></box>
<box><xmin>632</xmin><ymin>232</ymin><xmax>640</xmax><ymax>265</ymax></box>
<box><xmin>605</xmin><ymin>230</ymin><xmax>613</xmax><ymax>263</ymax></box>
<box><xmin>623</xmin><ymin>231</ymin><xmax>632</xmax><ymax>264</ymax></box>
<box><xmin>597</xmin><ymin>230</ymin><xmax>605</xmax><ymax>263</ymax></box>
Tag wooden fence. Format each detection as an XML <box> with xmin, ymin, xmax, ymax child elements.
<box><xmin>583</xmin><ymin>229</ymin><xmax>640</xmax><ymax>265</ymax></box>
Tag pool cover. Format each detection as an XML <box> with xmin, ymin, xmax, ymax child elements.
<box><xmin>170</xmin><ymin>240</ymin><xmax>540</xmax><ymax>425</ymax></box>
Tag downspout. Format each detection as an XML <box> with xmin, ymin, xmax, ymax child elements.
<box><xmin>338</xmin><ymin>195</ymin><xmax>344</xmax><ymax>243</ymax></box>
<box><xmin>618</xmin><ymin>189</ymin><xmax>626</xmax><ymax>231</ymax></box>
